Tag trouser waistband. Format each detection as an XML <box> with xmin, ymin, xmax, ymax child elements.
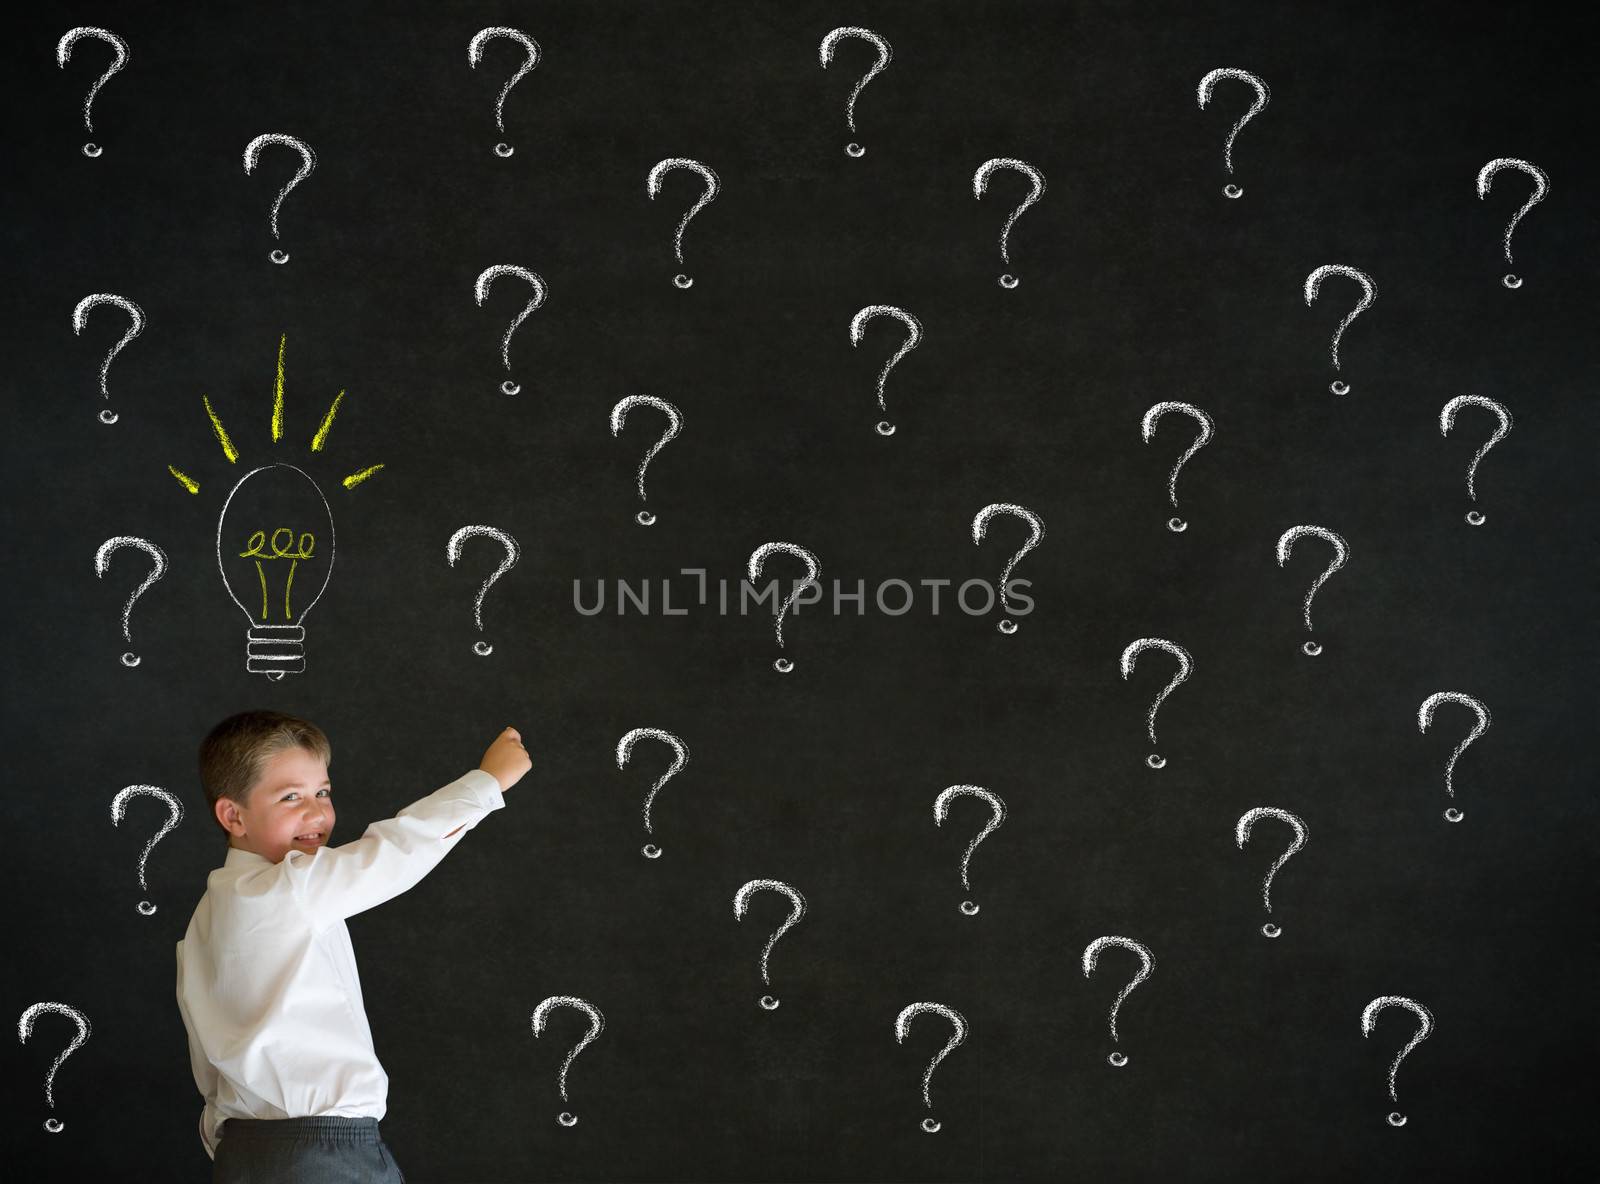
<box><xmin>220</xmin><ymin>1116</ymin><xmax>381</xmax><ymax>1142</ymax></box>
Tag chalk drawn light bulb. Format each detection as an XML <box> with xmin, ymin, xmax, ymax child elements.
<box><xmin>216</xmin><ymin>463</ymin><xmax>334</xmax><ymax>679</ymax></box>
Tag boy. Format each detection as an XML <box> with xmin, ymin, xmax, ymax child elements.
<box><xmin>176</xmin><ymin>710</ymin><xmax>530</xmax><ymax>1182</ymax></box>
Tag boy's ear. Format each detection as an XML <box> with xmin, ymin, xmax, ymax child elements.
<box><xmin>215</xmin><ymin>794</ymin><xmax>245</xmax><ymax>837</ymax></box>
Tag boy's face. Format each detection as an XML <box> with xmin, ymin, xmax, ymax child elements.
<box><xmin>217</xmin><ymin>745</ymin><xmax>336</xmax><ymax>863</ymax></box>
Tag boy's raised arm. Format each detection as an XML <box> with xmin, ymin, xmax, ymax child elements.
<box><xmin>280</xmin><ymin>768</ymin><xmax>505</xmax><ymax>926</ymax></box>
<box><xmin>281</xmin><ymin>728</ymin><xmax>529</xmax><ymax>928</ymax></box>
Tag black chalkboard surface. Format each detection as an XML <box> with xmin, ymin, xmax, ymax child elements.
<box><xmin>5</xmin><ymin>1</ymin><xmax>1595</xmax><ymax>1180</ymax></box>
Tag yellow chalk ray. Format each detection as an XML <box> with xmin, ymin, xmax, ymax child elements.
<box><xmin>202</xmin><ymin>394</ymin><xmax>239</xmax><ymax>463</ymax></box>
<box><xmin>271</xmin><ymin>333</ymin><xmax>285</xmax><ymax>442</ymax></box>
<box><xmin>311</xmin><ymin>390</ymin><xmax>343</xmax><ymax>451</ymax></box>
<box><xmin>342</xmin><ymin>464</ymin><xmax>385</xmax><ymax>489</ymax></box>
<box><xmin>167</xmin><ymin>334</ymin><xmax>385</xmax><ymax>496</ymax></box>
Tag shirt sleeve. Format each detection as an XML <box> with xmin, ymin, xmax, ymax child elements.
<box><xmin>199</xmin><ymin>1105</ymin><xmax>219</xmax><ymax>1161</ymax></box>
<box><xmin>175</xmin><ymin>941</ymin><xmax>222</xmax><ymax>1161</ymax></box>
<box><xmin>279</xmin><ymin>769</ymin><xmax>505</xmax><ymax>930</ymax></box>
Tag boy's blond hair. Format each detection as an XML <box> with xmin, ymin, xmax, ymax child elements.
<box><xmin>198</xmin><ymin>710</ymin><xmax>332</xmax><ymax>837</ymax></box>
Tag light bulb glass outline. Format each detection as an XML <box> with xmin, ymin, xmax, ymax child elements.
<box><xmin>215</xmin><ymin>462</ymin><xmax>335</xmax><ymax>676</ymax></box>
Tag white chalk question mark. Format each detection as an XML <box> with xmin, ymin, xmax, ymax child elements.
<box><xmin>467</xmin><ymin>27</ymin><xmax>540</xmax><ymax>158</ymax></box>
<box><xmin>1275</xmin><ymin>525</ymin><xmax>1348</xmax><ymax>656</ymax></box>
<box><xmin>73</xmin><ymin>294</ymin><xmax>144</xmax><ymax>424</ymax></box>
<box><xmin>1196</xmin><ymin>68</ymin><xmax>1269</xmax><ymax>199</ymax></box>
<box><xmin>818</xmin><ymin>27</ymin><xmax>892</xmax><ymax>158</ymax></box>
<box><xmin>1082</xmin><ymin>936</ymin><xmax>1155</xmax><ymax>1067</ymax></box>
<box><xmin>850</xmin><ymin>305</ymin><xmax>922</xmax><ymax>436</ymax></box>
<box><xmin>1303</xmin><ymin>265</ymin><xmax>1375</xmax><ymax>395</ymax></box>
<box><xmin>1119</xmin><ymin>638</ymin><xmax>1193</xmax><ymax>769</ymax></box>
<box><xmin>446</xmin><ymin>525</ymin><xmax>519</xmax><ymax>656</ymax></box>
<box><xmin>1234</xmin><ymin>807</ymin><xmax>1307</xmax><ymax>938</ymax></box>
<box><xmin>1476</xmin><ymin>158</ymin><xmax>1548</xmax><ymax>289</ymax></box>
<box><xmin>746</xmin><ymin>541</ymin><xmax>821</xmax><ymax>673</ymax></box>
<box><xmin>1141</xmin><ymin>401</ymin><xmax>1215</xmax><ymax>532</ymax></box>
<box><xmin>610</xmin><ymin>395</ymin><xmax>683</xmax><ymax>525</ymax></box>
<box><xmin>933</xmin><ymin>785</ymin><xmax>1006</xmax><ymax>916</ymax></box>
<box><xmin>1360</xmin><ymin>995</ymin><xmax>1433</xmax><ymax>1127</ymax></box>
<box><xmin>531</xmin><ymin>995</ymin><xmax>605</xmax><ymax>1128</ymax></box>
<box><xmin>242</xmin><ymin>133</ymin><xmax>317</xmax><ymax>265</ymax></box>
<box><xmin>971</xmin><ymin>502</ymin><xmax>1044</xmax><ymax>634</ymax></box>
<box><xmin>17</xmin><ymin>1002</ymin><xmax>91</xmax><ymax>1132</ymax></box>
<box><xmin>734</xmin><ymin>879</ymin><xmax>807</xmax><ymax>1010</ymax></box>
<box><xmin>973</xmin><ymin>158</ymin><xmax>1046</xmax><ymax>289</ymax></box>
<box><xmin>110</xmin><ymin>785</ymin><xmax>184</xmax><ymax>915</ymax></box>
<box><xmin>615</xmin><ymin>727</ymin><xmax>689</xmax><ymax>859</ymax></box>
<box><xmin>894</xmin><ymin>1001</ymin><xmax>967</xmax><ymax>1133</ymax></box>
<box><xmin>55</xmin><ymin>27</ymin><xmax>128</xmax><ymax>157</ymax></box>
<box><xmin>1439</xmin><ymin>395</ymin><xmax>1512</xmax><ymax>526</ymax></box>
<box><xmin>647</xmin><ymin>158</ymin><xmax>720</xmax><ymax>289</ymax></box>
<box><xmin>1417</xmin><ymin>692</ymin><xmax>1490</xmax><ymax>823</ymax></box>
<box><xmin>474</xmin><ymin>265</ymin><xmax>547</xmax><ymax>396</ymax></box>
<box><xmin>93</xmin><ymin>535</ymin><xmax>167</xmax><ymax>666</ymax></box>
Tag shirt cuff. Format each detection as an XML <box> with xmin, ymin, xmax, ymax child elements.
<box><xmin>459</xmin><ymin>768</ymin><xmax>507</xmax><ymax>812</ymax></box>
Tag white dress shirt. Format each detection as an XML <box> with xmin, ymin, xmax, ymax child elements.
<box><xmin>175</xmin><ymin>768</ymin><xmax>505</xmax><ymax>1159</ymax></box>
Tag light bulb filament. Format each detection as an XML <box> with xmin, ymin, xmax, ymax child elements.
<box><xmin>240</xmin><ymin>528</ymin><xmax>316</xmax><ymax>560</ymax></box>
<box><xmin>240</xmin><ymin>528</ymin><xmax>317</xmax><ymax>621</ymax></box>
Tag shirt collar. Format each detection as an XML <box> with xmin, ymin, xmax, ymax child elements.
<box><xmin>223</xmin><ymin>845</ymin><xmax>274</xmax><ymax>868</ymax></box>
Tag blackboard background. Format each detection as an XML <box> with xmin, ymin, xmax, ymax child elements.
<box><xmin>4</xmin><ymin>1</ymin><xmax>1595</xmax><ymax>1180</ymax></box>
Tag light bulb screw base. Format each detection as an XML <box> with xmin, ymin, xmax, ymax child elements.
<box><xmin>246</xmin><ymin>624</ymin><xmax>306</xmax><ymax>675</ymax></box>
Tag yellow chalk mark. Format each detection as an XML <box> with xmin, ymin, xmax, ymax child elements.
<box><xmin>342</xmin><ymin>464</ymin><xmax>386</xmax><ymax>489</ymax></box>
<box><xmin>270</xmin><ymin>333</ymin><xmax>286</xmax><ymax>442</ymax></box>
<box><xmin>175</xmin><ymin>333</ymin><xmax>378</xmax><ymax>503</ymax></box>
<box><xmin>311</xmin><ymin>390</ymin><xmax>343</xmax><ymax>451</ymax></box>
<box><xmin>241</xmin><ymin>529</ymin><xmax>315</xmax><ymax>560</ymax></box>
<box><xmin>202</xmin><ymin>394</ymin><xmax>239</xmax><ymax>462</ymax></box>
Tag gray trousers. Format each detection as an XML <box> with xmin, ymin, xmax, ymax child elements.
<box><xmin>213</xmin><ymin>1115</ymin><xmax>405</xmax><ymax>1183</ymax></box>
